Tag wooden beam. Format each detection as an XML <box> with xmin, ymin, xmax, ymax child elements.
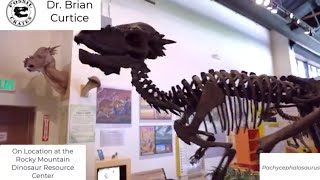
<box><xmin>303</xmin><ymin>11</ymin><xmax>320</xmax><ymax>20</ymax></box>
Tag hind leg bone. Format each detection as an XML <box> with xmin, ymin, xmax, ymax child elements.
<box><xmin>174</xmin><ymin>81</ymin><xmax>234</xmax><ymax>179</ymax></box>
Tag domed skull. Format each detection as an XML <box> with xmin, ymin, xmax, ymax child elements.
<box><xmin>74</xmin><ymin>22</ymin><xmax>175</xmax><ymax>75</ymax></box>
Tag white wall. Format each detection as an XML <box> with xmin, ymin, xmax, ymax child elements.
<box><xmin>0</xmin><ymin>30</ymin><xmax>73</xmax><ymax>144</ymax></box>
<box><xmin>69</xmin><ymin>0</ymin><xmax>273</xmax><ymax>179</ymax></box>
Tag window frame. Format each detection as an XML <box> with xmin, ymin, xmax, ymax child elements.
<box><xmin>295</xmin><ymin>53</ymin><xmax>320</xmax><ymax>78</ymax></box>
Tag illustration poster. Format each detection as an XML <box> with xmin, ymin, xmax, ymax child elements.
<box><xmin>140</xmin><ymin>126</ymin><xmax>155</xmax><ymax>156</ymax></box>
<box><xmin>69</xmin><ymin>105</ymin><xmax>96</xmax><ymax>143</ymax></box>
<box><xmin>140</xmin><ymin>97</ymin><xmax>171</xmax><ymax>121</ymax></box>
<box><xmin>97</xmin><ymin>88</ymin><xmax>131</xmax><ymax>124</ymax></box>
<box><xmin>140</xmin><ymin>125</ymin><xmax>173</xmax><ymax>156</ymax></box>
<box><xmin>155</xmin><ymin>126</ymin><xmax>173</xmax><ymax>154</ymax></box>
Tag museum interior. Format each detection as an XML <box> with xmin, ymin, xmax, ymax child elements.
<box><xmin>2</xmin><ymin>0</ymin><xmax>320</xmax><ymax>179</ymax></box>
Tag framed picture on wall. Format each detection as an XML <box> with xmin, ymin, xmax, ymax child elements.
<box><xmin>139</xmin><ymin>97</ymin><xmax>172</xmax><ymax>121</ymax></box>
<box><xmin>155</xmin><ymin>125</ymin><xmax>173</xmax><ymax>154</ymax></box>
<box><xmin>139</xmin><ymin>125</ymin><xmax>173</xmax><ymax>156</ymax></box>
<box><xmin>140</xmin><ymin>126</ymin><xmax>156</xmax><ymax>156</ymax></box>
<box><xmin>96</xmin><ymin>87</ymin><xmax>132</xmax><ymax>124</ymax></box>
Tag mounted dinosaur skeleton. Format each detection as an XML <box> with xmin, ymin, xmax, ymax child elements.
<box><xmin>74</xmin><ymin>22</ymin><xmax>320</xmax><ymax>180</ymax></box>
<box><xmin>23</xmin><ymin>46</ymin><xmax>69</xmax><ymax>95</ymax></box>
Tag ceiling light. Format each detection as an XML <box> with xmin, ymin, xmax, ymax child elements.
<box><xmin>304</xmin><ymin>28</ymin><xmax>313</xmax><ymax>36</ymax></box>
<box><xmin>256</xmin><ymin>0</ymin><xmax>264</xmax><ymax>5</ymax></box>
<box><xmin>297</xmin><ymin>19</ymin><xmax>301</xmax><ymax>24</ymax></box>
<box><xmin>271</xmin><ymin>5</ymin><xmax>278</xmax><ymax>14</ymax></box>
<box><xmin>304</xmin><ymin>29</ymin><xmax>310</xmax><ymax>34</ymax></box>
<box><xmin>264</xmin><ymin>0</ymin><xmax>271</xmax><ymax>6</ymax></box>
<box><xmin>289</xmin><ymin>13</ymin><xmax>294</xmax><ymax>19</ymax></box>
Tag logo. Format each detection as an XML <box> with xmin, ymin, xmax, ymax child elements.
<box><xmin>6</xmin><ymin>0</ymin><xmax>36</xmax><ymax>27</ymax></box>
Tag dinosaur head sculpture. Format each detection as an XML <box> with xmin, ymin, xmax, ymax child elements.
<box><xmin>24</xmin><ymin>46</ymin><xmax>60</xmax><ymax>72</ymax></box>
<box><xmin>24</xmin><ymin>45</ymin><xmax>69</xmax><ymax>95</ymax></box>
<box><xmin>74</xmin><ymin>22</ymin><xmax>176</xmax><ymax>75</ymax></box>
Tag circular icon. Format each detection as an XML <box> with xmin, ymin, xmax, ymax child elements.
<box><xmin>6</xmin><ymin>0</ymin><xmax>36</xmax><ymax>27</ymax></box>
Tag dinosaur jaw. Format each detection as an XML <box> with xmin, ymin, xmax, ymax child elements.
<box><xmin>74</xmin><ymin>32</ymin><xmax>131</xmax><ymax>75</ymax></box>
<box><xmin>78</xmin><ymin>49</ymin><xmax>121</xmax><ymax>75</ymax></box>
<box><xmin>74</xmin><ymin>30</ymin><xmax>127</xmax><ymax>56</ymax></box>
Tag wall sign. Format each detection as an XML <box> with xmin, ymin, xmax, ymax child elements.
<box><xmin>42</xmin><ymin>115</ymin><xmax>50</xmax><ymax>141</ymax></box>
<box><xmin>69</xmin><ymin>105</ymin><xmax>95</xmax><ymax>143</ymax></box>
<box><xmin>0</xmin><ymin>79</ymin><xmax>15</xmax><ymax>91</ymax></box>
<box><xmin>0</xmin><ymin>132</ymin><xmax>8</xmax><ymax>142</ymax></box>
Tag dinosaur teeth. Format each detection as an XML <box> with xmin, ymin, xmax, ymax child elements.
<box><xmin>169</xmin><ymin>109</ymin><xmax>180</xmax><ymax>116</ymax></box>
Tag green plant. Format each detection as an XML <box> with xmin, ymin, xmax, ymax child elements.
<box><xmin>207</xmin><ymin>166</ymin><xmax>259</xmax><ymax>180</ymax></box>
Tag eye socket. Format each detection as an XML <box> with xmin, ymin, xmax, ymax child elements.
<box><xmin>28</xmin><ymin>64</ymin><xmax>34</xmax><ymax>68</ymax></box>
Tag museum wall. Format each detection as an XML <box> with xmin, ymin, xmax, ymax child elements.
<box><xmin>270</xmin><ymin>30</ymin><xmax>297</xmax><ymax>76</ymax></box>
<box><xmin>68</xmin><ymin>0</ymin><xmax>274</xmax><ymax>179</ymax></box>
<box><xmin>0</xmin><ymin>30</ymin><xmax>73</xmax><ymax>144</ymax></box>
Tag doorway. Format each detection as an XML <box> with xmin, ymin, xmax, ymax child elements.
<box><xmin>0</xmin><ymin>106</ymin><xmax>35</xmax><ymax>144</ymax></box>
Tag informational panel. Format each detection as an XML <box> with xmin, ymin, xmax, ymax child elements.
<box><xmin>68</xmin><ymin>105</ymin><xmax>96</xmax><ymax>143</ymax></box>
<box><xmin>100</xmin><ymin>130</ymin><xmax>125</xmax><ymax>147</ymax></box>
<box><xmin>176</xmin><ymin>136</ymin><xmax>205</xmax><ymax>178</ymax></box>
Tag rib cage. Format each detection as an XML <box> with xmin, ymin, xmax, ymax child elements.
<box><xmin>131</xmin><ymin>68</ymin><xmax>303</xmax><ymax>135</ymax></box>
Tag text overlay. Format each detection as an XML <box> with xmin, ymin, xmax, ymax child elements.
<box><xmin>260</xmin><ymin>153</ymin><xmax>320</xmax><ymax>179</ymax></box>
<box><xmin>0</xmin><ymin>0</ymin><xmax>101</xmax><ymax>30</ymax></box>
<box><xmin>0</xmin><ymin>145</ymin><xmax>86</xmax><ymax>180</ymax></box>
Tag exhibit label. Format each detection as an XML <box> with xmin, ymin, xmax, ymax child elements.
<box><xmin>0</xmin><ymin>0</ymin><xmax>101</xmax><ymax>30</ymax></box>
<box><xmin>68</xmin><ymin>105</ymin><xmax>96</xmax><ymax>143</ymax></box>
<box><xmin>0</xmin><ymin>145</ymin><xmax>86</xmax><ymax>180</ymax></box>
<box><xmin>260</xmin><ymin>153</ymin><xmax>320</xmax><ymax>179</ymax></box>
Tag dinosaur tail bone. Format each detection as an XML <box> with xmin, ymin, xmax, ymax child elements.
<box><xmin>258</xmin><ymin>107</ymin><xmax>320</xmax><ymax>153</ymax></box>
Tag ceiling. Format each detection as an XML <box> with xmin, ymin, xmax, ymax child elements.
<box><xmin>280</xmin><ymin>0</ymin><xmax>320</xmax><ymax>30</ymax></box>
<box><xmin>213</xmin><ymin>0</ymin><xmax>320</xmax><ymax>57</ymax></box>
<box><xmin>281</xmin><ymin>0</ymin><xmax>311</xmax><ymax>12</ymax></box>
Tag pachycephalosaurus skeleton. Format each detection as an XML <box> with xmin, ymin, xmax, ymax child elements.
<box><xmin>74</xmin><ymin>22</ymin><xmax>320</xmax><ymax>180</ymax></box>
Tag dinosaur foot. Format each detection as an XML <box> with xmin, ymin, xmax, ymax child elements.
<box><xmin>210</xmin><ymin>148</ymin><xmax>236</xmax><ymax>180</ymax></box>
<box><xmin>190</xmin><ymin>147</ymin><xmax>207</xmax><ymax>165</ymax></box>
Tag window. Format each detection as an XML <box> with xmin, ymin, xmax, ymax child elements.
<box><xmin>309</xmin><ymin>64</ymin><xmax>318</xmax><ymax>78</ymax></box>
<box><xmin>295</xmin><ymin>59</ymin><xmax>320</xmax><ymax>78</ymax></box>
<box><xmin>296</xmin><ymin>59</ymin><xmax>307</xmax><ymax>78</ymax></box>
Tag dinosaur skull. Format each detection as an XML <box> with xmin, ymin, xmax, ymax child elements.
<box><xmin>74</xmin><ymin>22</ymin><xmax>176</xmax><ymax>75</ymax></box>
<box><xmin>286</xmin><ymin>75</ymin><xmax>320</xmax><ymax>104</ymax></box>
<box><xmin>24</xmin><ymin>46</ymin><xmax>59</xmax><ymax>72</ymax></box>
